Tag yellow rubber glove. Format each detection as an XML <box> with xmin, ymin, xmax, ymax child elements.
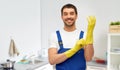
<box><xmin>64</xmin><ymin>39</ymin><xmax>85</xmax><ymax>58</ymax></box>
<box><xmin>85</xmin><ymin>16</ymin><xmax>96</xmax><ymax>44</ymax></box>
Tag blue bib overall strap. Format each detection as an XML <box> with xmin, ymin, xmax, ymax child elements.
<box><xmin>56</xmin><ymin>30</ymin><xmax>64</xmax><ymax>49</ymax></box>
<box><xmin>56</xmin><ymin>30</ymin><xmax>86</xmax><ymax>70</ymax></box>
<box><xmin>79</xmin><ymin>31</ymin><xmax>84</xmax><ymax>39</ymax></box>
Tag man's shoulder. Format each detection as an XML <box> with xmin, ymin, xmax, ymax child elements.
<box><xmin>75</xmin><ymin>29</ymin><xmax>84</xmax><ymax>33</ymax></box>
<box><xmin>50</xmin><ymin>29</ymin><xmax>61</xmax><ymax>36</ymax></box>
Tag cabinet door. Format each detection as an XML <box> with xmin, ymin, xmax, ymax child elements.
<box><xmin>108</xmin><ymin>33</ymin><xmax>120</xmax><ymax>70</ymax></box>
<box><xmin>35</xmin><ymin>64</ymin><xmax>53</xmax><ymax>70</ymax></box>
<box><xmin>87</xmin><ymin>66</ymin><xmax>106</xmax><ymax>70</ymax></box>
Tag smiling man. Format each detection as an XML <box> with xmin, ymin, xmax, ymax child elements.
<box><xmin>48</xmin><ymin>3</ymin><xmax>96</xmax><ymax>70</ymax></box>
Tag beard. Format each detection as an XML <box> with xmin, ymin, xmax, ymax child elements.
<box><xmin>64</xmin><ymin>18</ymin><xmax>75</xmax><ymax>27</ymax></box>
<box><xmin>64</xmin><ymin>22</ymin><xmax>75</xmax><ymax>27</ymax></box>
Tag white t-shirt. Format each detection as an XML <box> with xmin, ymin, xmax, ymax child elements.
<box><xmin>49</xmin><ymin>29</ymin><xmax>85</xmax><ymax>49</ymax></box>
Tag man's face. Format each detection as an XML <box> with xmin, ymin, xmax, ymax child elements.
<box><xmin>62</xmin><ymin>8</ymin><xmax>77</xmax><ymax>27</ymax></box>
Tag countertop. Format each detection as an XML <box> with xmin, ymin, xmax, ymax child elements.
<box><xmin>14</xmin><ymin>61</ymin><xmax>48</xmax><ymax>70</ymax></box>
<box><xmin>0</xmin><ymin>58</ymin><xmax>107</xmax><ymax>70</ymax></box>
<box><xmin>87</xmin><ymin>60</ymin><xmax>107</xmax><ymax>67</ymax></box>
<box><xmin>0</xmin><ymin>57</ymin><xmax>49</xmax><ymax>70</ymax></box>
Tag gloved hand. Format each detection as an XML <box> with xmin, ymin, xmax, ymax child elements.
<box><xmin>64</xmin><ymin>39</ymin><xmax>85</xmax><ymax>58</ymax></box>
<box><xmin>85</xmin><ymin>16</ymin><xmax>96</xmax><ymax>44</ymax></box>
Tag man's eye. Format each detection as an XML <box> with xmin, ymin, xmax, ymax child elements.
<box><xmin>70</xmin><ymin>12</ymin><xmax>74</xmax><ymax>15</ymax></box>
<box><xmin>63</xmin><ymin>13</ymin><xmax>68</xmax><ymax>16</ymax></box>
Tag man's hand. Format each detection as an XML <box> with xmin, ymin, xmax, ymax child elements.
<box><xmin>85</xmin><ymin>16</ymin><xmax>96</xmax><ymax>44</ymax></box>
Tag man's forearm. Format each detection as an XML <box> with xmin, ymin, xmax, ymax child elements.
<box><xmin>48</xmin><ymin>48</ymin><xmax>68</xmax><ymax>65</ymax></box>
<box><xmin>84</xmin><ymin>44</ymin><xmax>94</xmax><ymax>61</ymax></box>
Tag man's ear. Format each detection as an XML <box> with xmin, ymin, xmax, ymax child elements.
<box><xmin>61</xmin><ymin>15</ymin><xmax>63</xmax><ymax>20</ymax></box>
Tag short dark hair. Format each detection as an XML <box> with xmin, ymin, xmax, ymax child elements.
<box><xmin>61</xmin><ymin>4</ymin><xmax>78</xmax><ymax>15</ymax></box>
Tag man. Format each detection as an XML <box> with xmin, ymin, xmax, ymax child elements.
<box><xmin>48</xmin><ymin>3</ymin><xmax>96</xmax><ymax>70</ymax></box>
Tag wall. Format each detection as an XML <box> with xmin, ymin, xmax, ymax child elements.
<box><xmin>41</xmin><ymin>0</ymin><xmax>120</xmax><ymax>59</ymax></box>
<box><xmin>0</xmin><ymin>0</ymin><xmax>41</xmax><ymax>61</ymax></box>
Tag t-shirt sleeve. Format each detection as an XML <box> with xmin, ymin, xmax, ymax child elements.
<box><xmin>48</xmin><ymin>32</ymin><xmax>59</xmax><ymax>49</ymax></box>
<box><xmin>83</xmin><ymin>32</ymin><xmax>86</xmax><ymax>39</ymax></box>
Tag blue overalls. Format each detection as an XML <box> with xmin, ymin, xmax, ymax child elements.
<box><xmin>56</xmin><ymin>30</ymin><xmax>86</xmax><ymax>70</ymax></box>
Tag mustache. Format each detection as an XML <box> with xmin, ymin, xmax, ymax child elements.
<box><xmin>65</xmin><ymin>18</ymin><xmax>74</xmax><ymax>21</ymax></box>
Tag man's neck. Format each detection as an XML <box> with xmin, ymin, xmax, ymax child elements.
<box><xmin>64</xmin><ymin>27</ymin><xmax>76</xmax><ymax>32</ymax></box>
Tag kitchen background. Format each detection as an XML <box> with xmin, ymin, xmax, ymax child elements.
<box><xmin>0</xmin><ymin>0</ymin><xmax>120</xmax><ymax>62</ymax></box>
<box><xmin>0</xmin><ymin>0</ymin><xmax>41</xmax><ymax>61</ymax></box>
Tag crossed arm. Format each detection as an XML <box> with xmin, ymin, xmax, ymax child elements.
<box><xmin>48</xmin><ymin>44</ymin><xmax>94</xmax><ymax>65</ymax></box>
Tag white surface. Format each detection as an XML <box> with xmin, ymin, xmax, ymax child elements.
<box><xmin>35</xmin><ymin>64</ymin><xmax>53</xmax><ymax>70</ymax></box>
<box><xmin>87</xmin><ymin>66</ymin><xmax>106</xmax><ymax>70</ymax></box>
<box><xmin>0</xmin><ymin>0</ymin><xmax>41</xmax><ymax>61</ymax></box>
<box><xmin>14</xmin><ymin>61</ymin><xmax>48</xmax><ymax>70</ymax></box>
<box><xmin>87</xmin><ymin>60</ymin><xmax>107</xmax><ymax>70</ymax></box>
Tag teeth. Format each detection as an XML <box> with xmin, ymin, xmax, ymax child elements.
<box><xmin>68</xmin><ymin>20</ymin><xmax>72</xmax><ymax>22</ymax></box>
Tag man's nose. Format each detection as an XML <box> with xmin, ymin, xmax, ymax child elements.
<box><xmin>66</xmin><ymin>14</ymin><xmax>72</xmax><ymax>18</ymax></box>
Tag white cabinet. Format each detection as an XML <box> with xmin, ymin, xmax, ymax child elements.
<box><xmin>108</xmin><ymin>33</ymin><xmax>120</xmax><ymax>70</ymax></box>
<box><xmin>87</xmin><ymin>66</ymin><xmax>106</xmax><ymax>70</ymax></box>
<box><xmin>35</xmin><ymin>63</ymin><xmax>53</xmax><ymax>70</ymax></box>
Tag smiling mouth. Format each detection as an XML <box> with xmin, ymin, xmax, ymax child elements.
<box><xmin>66</xmin><ymin>18</ymin><xmax>73</xmax><ymax>22</ymax></box>
<box><xmin>67</xmin><ymin>20</ymin><xmax>72</xmax><ymax>22</ymax></box>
